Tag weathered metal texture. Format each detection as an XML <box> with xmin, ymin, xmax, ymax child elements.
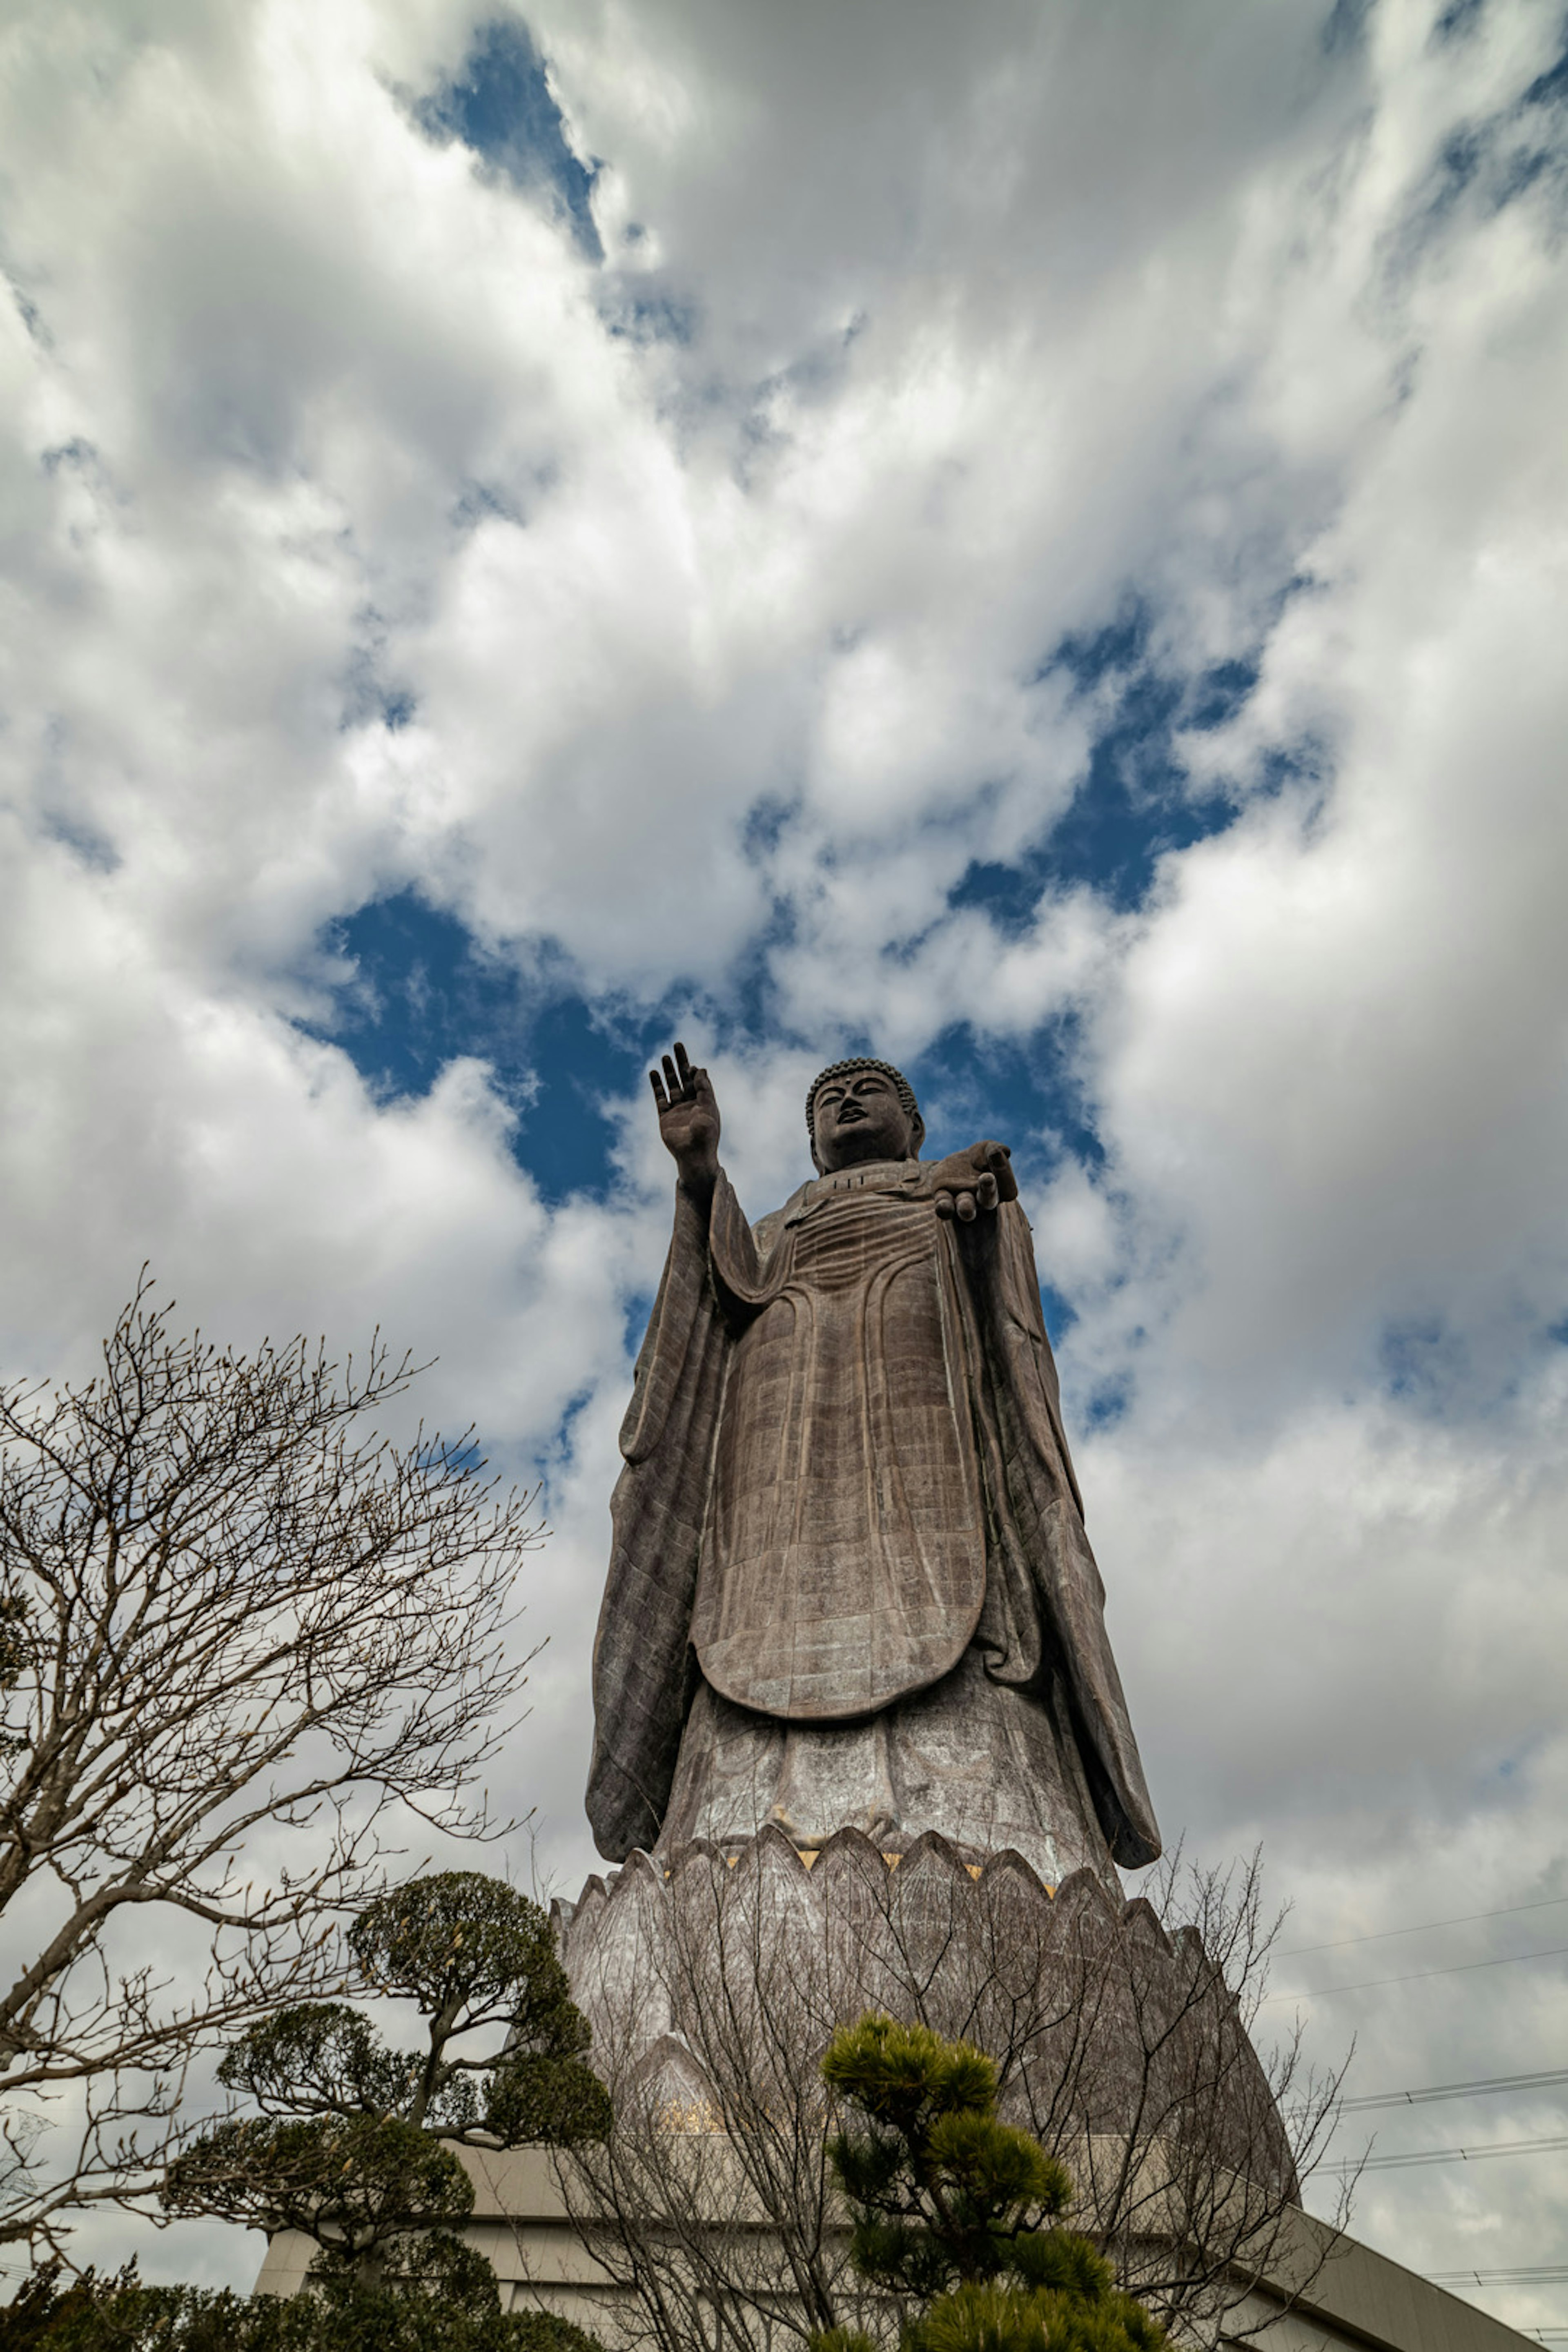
<box><xmin>554</xmin><ymin>1825</ymin><xmax>1297</xmax><ymax>2201</ymax></box>
<box><xmin>588</xmin><ymin>1156</ymin><xmax>1160</xmax><ymax>1873</ymax></box>
<box><xmin>655</xmin><ymin>1648</ymin><xmax>1120</xmax><ymax>1889</ymax></box>
<box><xmin>694</xmin><ymin>1181</ymin><xmax>987</xmax><ymax>1718</ymax></box>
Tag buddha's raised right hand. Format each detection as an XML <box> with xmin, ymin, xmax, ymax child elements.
<box><xmin>650</xmin><ymin>1040</ymin><xmax>721</xmax><ymax>1191</ymax></box>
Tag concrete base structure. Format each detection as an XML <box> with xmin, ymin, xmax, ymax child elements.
<box><xmin>253</xmin><ymin>2145</ymin><xmax>1539</xmax><ymax>2352</ymax></box>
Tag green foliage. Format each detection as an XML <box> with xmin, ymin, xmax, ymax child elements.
<box><xmin>0</xmin><ymin>2247</ymin><xmax>608</xmax><ymax>2350</ymax></box>
<box><xmin>217</xmin><ymin>2005</ymin><xmax>417</xmax><ymax>2119</ymax></box>
<box><xmin>481</xmin><ymin>2050</ymin><xmax>612</xmax><ymax>2147</ymax></box>
<box><xmin>162</xmin><ymin>1872</ymin><xmax>609</xmax><ymax>2301</ymax></box>
<box><xmin>910</xmin><ymin>2278</ymin><xmax>1166</xmax><ymax>2352</ymax></box>
<box><xmin>816</xmin><ymin>2017</ymin><xmax>1164</xmax><ymax>2352</ymax></box>
<box><xmin>344</xmin><ymin>1875</ymin><xmax>612</xmax><ymax>2144</ymax></box>
<box><xmin>162</xmin><ymin>2114</ymin><xmax>473</xmax><ymax>2258</ymax></box>
<box><xmin>0</xmin><ymin>2261</ymin><xmax>142</xmax><ymax>2349</ymax></box>
<box><xmin>350</xmin><ymin>1875</ymin><xmax>588</xmax><ymax>2048</ymax></box>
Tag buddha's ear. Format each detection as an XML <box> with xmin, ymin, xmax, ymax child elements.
<box><xmin>809</xmin><ymin>1138</ymin><xmax>826</xmax><ymax>1174</ymax></box>
<box><xmin>908</xmin><ymin>1109</ymin><xmax>926</xmax><ymax>1157</ymax></box>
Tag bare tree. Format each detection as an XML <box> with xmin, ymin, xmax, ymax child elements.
<box><xmin>0</xmin><ymin>1277</ymin><xmax>545</xmax><ymax>2253</ymax></box>
<box><xmin>560</xmin><ymin>1853</ymin><xmax>866</xmax><ymax>2352</ymax></box>
<box><xmin>554</xmin><ymin>1831</ymin><xmax>1350</xmax><ymax>2352</ymax></box>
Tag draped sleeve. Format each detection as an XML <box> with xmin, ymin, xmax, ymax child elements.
<box><xmin>955</xmin><ymin>1201</ymin><xmax>1161</xmax><ymax>1869</ymax></box>
<box><xmin>585</xmin><ymin>1181</ymin><xmax>731</xmax><ymax>1861</ymax></box>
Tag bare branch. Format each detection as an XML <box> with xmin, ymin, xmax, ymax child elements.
<box><xmin>0</xmin><ymin>1278</ymin><xmax>546</xmax><ymax>2250</ymax></box>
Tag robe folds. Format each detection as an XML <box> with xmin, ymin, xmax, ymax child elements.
<box><xmin>586</xmin><ymin>1156</ymin><xmax>1160</xmax><ymax>1871</ymax></box>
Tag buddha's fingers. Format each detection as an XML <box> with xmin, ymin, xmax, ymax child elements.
<box><xmin>975</xmin><ymin>1140</ymin><xmax>1018</xmax><ymax>1202</ymax></box>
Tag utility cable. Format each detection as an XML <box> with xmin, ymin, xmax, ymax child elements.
<box><xmin>1430</xmin><ymin>2268</ymin><xmax>1568</xmax><ymax>2286</ymax></box>
<box><xmin>1280</xmin><ymin>1893</ymin><xmax>1568</xmax><ymax>1960</ymax></box>
<box><xmin>1342</xmin><ymin>2066</ymin><xmax>1568</xmax><ymax>2112</ymax></box>
<box><xmin>1264</xmin><ymin>1941</ymin><xmax>1568</xmax><ymax>2003</ymax></box>
<box><xmin>1324</xmin><ymin>2132</ymin><xmax>1568</xmax><ymax>2174</ymax></box>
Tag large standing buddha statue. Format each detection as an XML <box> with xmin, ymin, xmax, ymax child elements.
<box><xmin>586</xmin><ymin>1044</ymin><xmax>1159</xmax><ymax>1889</ymax></box>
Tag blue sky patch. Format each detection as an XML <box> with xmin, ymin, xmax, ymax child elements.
<box><xmin>1521</xmin><ymin>34</ymin><xmax>1568</xmax><ymax>110</ymax></box>
<box><xmin>603</xmin><ymin>287</ymin><xmax>700</xmax><ymax>348</ymax></box>
<box><xmin>342</xmin><ymin>616</ymin><xmax>417</xmax><ymax>732</ymax></box>
<box><xmin>311</xmin><ymin>892</ymin><xmax>662</xmax><ymax>1203</ymax></box>
<box><xmin>306</xmin><ymin>889</ymin><xmax>1127</xmax><ymax>1321</ymax></box>
<box><xmin>1320</xmin><ymin>0</ymin><xmax>1372</xmax><ymax>55</ymax></box>
<box><xmin>414</xmin><ymin>16</ymin><xmax>602</xmax><ymax>260</ymax></box>
<box><xmin>1378</xmin><ymin>1312</ymin><xmax>1474</xmax><ymax>1414</ymax></box>
<box><xmin>951</xmin><ymin>616</ymin><xmax>1248</xmax><ymax>924</ymax></box>
<box><xmin>898</xmin><ymin>1019</ymin><xmax>1102</xmax><ymax>1176</ymax></box>
<box><xmin>1403</xmin><ymin>23</ymin><xmax>1568</xmax><ymax>251</ymax></box>
<box><xmin>1431</xmin><ymin>0</ymin><xmax>1487</xmax><ymax>40</ymax></box>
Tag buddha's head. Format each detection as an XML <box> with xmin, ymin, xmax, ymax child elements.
<box><xmin>806</xmin><ymin>1057</ymin><xmax>924</xmax><ymax>1174</ymax></box>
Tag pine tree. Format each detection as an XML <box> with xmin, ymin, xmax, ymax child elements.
<box><xmin>814</xmin><ymin>2016</ymin><xmax>1166</xmax><ymax>2352</ymax></box>
<box><xmin>164</xmin><ymin>1872</ymin><xmax>611</xmax><ymax>2299</ymax></box>
<box><xmin>0</xmin><ymin>2254</ymin><xmax>610</xmax><ymax>2351</ymax></box>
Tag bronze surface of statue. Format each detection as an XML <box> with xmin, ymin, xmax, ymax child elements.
<box><xmin>586</xmin><ymin>1044</ymin><xmax>1160</xmax><ymax>1888</ymax></box>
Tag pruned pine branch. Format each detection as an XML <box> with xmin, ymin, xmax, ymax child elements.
<box><xmin>0</xmin><ymin>1277</ymin><xmax>546</xmax><ymax>2249</ymax></box>
<box><xmin>163</xmin><ymin>1873</ymin><xmax>610</xmax><ymax>2296</ymax></box>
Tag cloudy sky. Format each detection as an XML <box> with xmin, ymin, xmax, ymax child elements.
<box><xmin>3</xmin><ymin>0</ymin><xmax>1568</xmax><ymax>2328</ymax></box>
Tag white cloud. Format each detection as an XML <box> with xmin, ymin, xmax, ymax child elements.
<box><xmin>0</xmin><ymin>0</ymin><xmax>1566</xmax><ymax>2320</ymax></box>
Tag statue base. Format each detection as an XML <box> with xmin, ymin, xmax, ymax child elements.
<box><xmin>554</xmin><ymin>1823</ymin><xmax>1295</xmax><ymax>2193</ymax></box>
<box><xmin>251</xmin><ymin>1826</ymin><xmax>1539</xmax><ymax>2347</ymax></box>
<box><xmin>250</xmin><ymin>2147</ymin><xmax>1540</xmax><ymax>2351</ymax></box>
<box><xmin>255</xmin><ymin>1828</ymin><xmax>1539</xmax><ymax>2347</ymax></box>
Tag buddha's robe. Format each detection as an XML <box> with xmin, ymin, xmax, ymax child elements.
<box><xmin>586</xmin><ymin>1157</ymin><xmax>1159</xmax><ymax>1872</ymax></box>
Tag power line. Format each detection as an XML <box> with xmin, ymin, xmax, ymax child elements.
<box><xmin>1281</xmin><ymin>1893</ymin><xmax>1568</xmax><ymax>1960</ymax></box>
<box><xmin>1431</xmin><ymin>2268</ymin><xmax>1568</xmax><ymax>2286</ymax></box>
<box><xmin>1325</xmin><ymin>2132</ymin><xmax>1568</xmax><ymax>2174</ymax></box>
<box><xmin>1265</xmin><ymin>1940</ymin><xmax>1568</xmax><ymax>2004</ymax></box>
<box><xmin>1343</xmin><ymin>2066</ymin><xmax>1568</xmax><ymax>2113</ymax></box>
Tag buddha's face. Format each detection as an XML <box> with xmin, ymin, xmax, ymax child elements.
<box><xmin>811</xmin><ymin>1068</ymin><xmax>922</xmax><ymax>1172</ymax></box>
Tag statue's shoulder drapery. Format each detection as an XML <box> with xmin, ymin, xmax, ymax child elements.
<box><xmin>586</xmin><ymin>1164</ymin><xmax>1159</xmax><ymax>1870</ymax></box>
